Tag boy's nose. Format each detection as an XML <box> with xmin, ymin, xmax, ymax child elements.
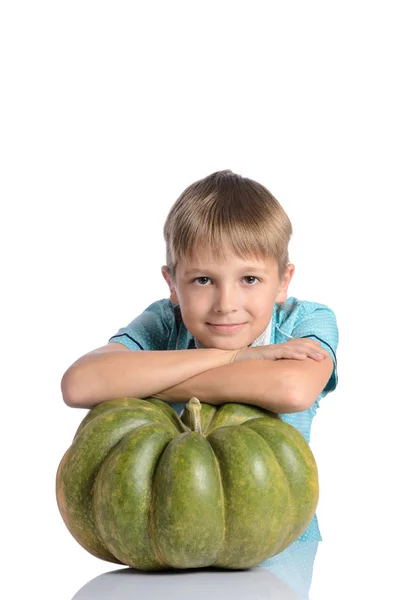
<box><xmin>213</xmin><ymin>286</ymin><xmax>240</xmax><ymax>313</ymax></box>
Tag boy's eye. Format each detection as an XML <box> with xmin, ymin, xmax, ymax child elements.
<box><xmin>192</xmin><ymin>276</ymin><xmax>259</xmax><ymax>286</ymax></box>
<box><xmin>194</xmin><ymin>277</ymin><xmax>211</xmax><ymax>286</ymax></box>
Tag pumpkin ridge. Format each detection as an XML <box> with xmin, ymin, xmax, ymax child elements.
<box><xmin>57</xmin><ymin>409</ymin><xmax>175</xmax><ymax>562</ymax></box>
<box><xmin>74</xmin><ymin>398</ymin><xmax>182</xmax><ymax>440</ymax></box>
<box><xmin>207</xmin><ymin>438</ymin><xmax>227</xmax><ymax>557</ymax></box>
<box><xmin>241</xmin><ymin>420</ymin><xmax>295</xmax><ymax>541</ymax></box>
<box><xmin>94</xmin><ymin>423</ymin><xmax>174</xmax><ymax>570</ymax></box>
<box><xmin>149</xmin><ymin>439</ymin><xmax>177</xmax><ymax>570</ymax></box>
<box><xmin>207</xmin><ymin>425</ymin><xmax>292</xmax><ymax>567</ymax></box>
<box><xmin>151</xmin><ymin>431</ymin><xmax>225</xmax><ymax>568</ymax></box>
<box><xmin>205</xmin><ymin>402</ymin><xmax>277</xmax><ymax>434</ymax></box>
<box><xmin>242</xmin><ymin>418</ymin><xmax>318</xmax><ymax>550</ymax></box>
<box><xmin>202</xmin><ymin>407</ymin><xmax>219</xmax><ymax>435</ymax></box>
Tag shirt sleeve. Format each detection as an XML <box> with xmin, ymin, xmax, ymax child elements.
<box><xmin>108</xmin><ymin>299</ymin><xmax>174</xmax><ymax>351</ymax></box>
<box><xmin>291</xmin><ymin>303</ymin><xmax>339</xmax><ymax>401</ymax></box>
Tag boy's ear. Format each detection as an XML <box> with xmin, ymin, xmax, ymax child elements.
<box><xmin>275</xmin><ymin>263</ymin><xmax>295</xmax><ymax>304</ymax></box>
<box><xmin>161</xmin><ymin>266</ymin><xmax>179</xmax><ymax>304</ymax></box>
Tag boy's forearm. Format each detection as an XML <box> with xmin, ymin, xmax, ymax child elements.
<box><xmin>62</xmin><ymin>348</ymin><xmax>235</xmax><ymax>409</ymax></box>
<box><xmin>156</xmin><ymin>359</ymin><xmax>299</xmax><ymax>414</ymax></box>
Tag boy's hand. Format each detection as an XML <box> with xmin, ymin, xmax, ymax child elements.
<box><xmin>230</xmin><ymin>339</ymin><xmax>329</xmax><ymax>363</ymax></box>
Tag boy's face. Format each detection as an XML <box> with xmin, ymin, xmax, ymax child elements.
<box><xmin>162</xmin><ymin>247</ymin><xmax>294</xmax><ymax>350</ymax></box>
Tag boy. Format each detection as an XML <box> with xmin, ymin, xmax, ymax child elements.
<box><xmin>61</xmin><ymin>169</ymin><xmax>338</xmax><ymax>590</ymax></box>
<box><xmin>61</xmin><ymin>169</ymin><xmax>337</xmax><ymax>419</ymax></box>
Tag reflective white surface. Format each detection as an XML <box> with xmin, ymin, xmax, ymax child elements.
<box><xmin>72</xmin><ymin>567</ymin><xmax>303</xmax><ymax>600</ymax></box>
<box><xmin>70</xmin><ymin>540</ymin><xmax>316</xmax><ymax>599</ymax></box>
<box><xmin>10</xmin><ymin>533</ymin><xmax>401</xmax><ymax>600</ymax></box>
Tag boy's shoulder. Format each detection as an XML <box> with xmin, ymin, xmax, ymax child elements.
<box><xmin>141</xmin><ymin>297</ymin><xmax>181</xmax><ymax>330</ymax></box>
<box><xmin>139</xmin><ymin>298</ymin><xmax>177</xmax><ymax>320</ymax></box>
<box><xmin>274</xmin><ymin>296</ymin><xmax>337</xmax><ymax>334</ymax></box>
<box><xmin>142</xmin><ymin>297</ymin><xmax>176</xmax><ymax>314</ymax></box>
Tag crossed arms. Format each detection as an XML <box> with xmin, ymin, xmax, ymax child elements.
<box><xmin>62</xmin><ymin>343</ymin><xmax>334</xmax><ymax>413</ymax></box>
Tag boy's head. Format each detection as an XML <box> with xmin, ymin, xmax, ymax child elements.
<box><xmin>161</xmin><ymin>170</ymin><xmax>295</xmax><ymax>350</ymax></box>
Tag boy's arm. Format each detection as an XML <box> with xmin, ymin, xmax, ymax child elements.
<box><xmin>156</xmin><ymin>354</ymin><xmax>334</xmax><ymax>414</ymax></box>
<box><xmin>61</xmin><ymin>344</ymin><xmax>236</xmax><ymax>409</ymax></box>
<box><xmin>155</xmin><ymin>359</ymin><xmax>298</xmax><ymax>413</ymax></box>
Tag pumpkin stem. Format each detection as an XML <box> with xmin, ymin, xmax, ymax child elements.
<box><xmin>185</xmin><ymin>397</ymin><xmax>203</xmax><ymax>434</ymax></box>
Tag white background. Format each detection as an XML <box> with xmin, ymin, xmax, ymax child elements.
<box><xmin>1</xmin><ymin>2</ymin><xmax>403</xmax><ymax>598</ymax></box>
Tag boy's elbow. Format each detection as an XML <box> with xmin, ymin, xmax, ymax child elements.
<box><xmin>61</xmin><ymin>365</ymin><xmax>109</xmax><ymax>409</ymax></box>
<box><xmin>286</xmin><ymin>390</ymin><xmax>316</xmax><ymax>413</ymax></box>
<box><xmin>265</xmin><ymin>386</ymin><xmax>310</xmax><ymax>414</ymax></box>
<box><xmin>61</xmin><ymin>368</ymin><xmax>81</xmax><ymax>408</ymax></box>
<box><xmin>278</xmin><ymin>395</ymin><xmax>307</xmax><ymax>414</ymax></box>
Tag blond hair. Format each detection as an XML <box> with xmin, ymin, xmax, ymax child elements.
<box><xmin>163</xmin><ymin>170</ymin><xmax>293</xmax><ymax>299</ymax></box>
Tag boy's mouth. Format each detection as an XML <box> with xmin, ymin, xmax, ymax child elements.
<box><xmin>207</xmin><ymin>322</ymin><xmax>246</xmax><ymax>333</ymax></box>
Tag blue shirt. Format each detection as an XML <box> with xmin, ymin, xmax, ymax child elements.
<box><xmin>109</xmin><ymin>296</ymin><xmax>339</xmax><ymax>542</ymax></box>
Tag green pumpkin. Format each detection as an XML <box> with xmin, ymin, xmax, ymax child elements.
<box><xmin>56</xmin><ymin>397</ymin><xmax>319</xmax><ymax>570</ymax></box>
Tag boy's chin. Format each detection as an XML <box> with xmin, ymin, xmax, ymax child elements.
<box><xmin>195</xmin><ymin>337</ymin><xmax>251</xmax><ymax>351</ymax></box>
